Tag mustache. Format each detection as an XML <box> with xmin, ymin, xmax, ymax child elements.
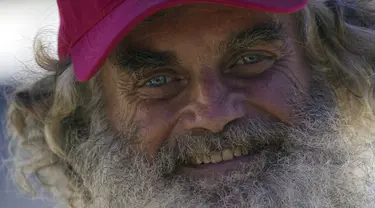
<box><xmin>154</xmin><ymin>118</ymin><xmax>289</xmax><ymax>174</ymax></box>
<box><xmin>154</xmin><ymin>94</ymin><xmax>338</xmax><ymax>175</ymax></box>
<box><xmin>175</xmin><ymin>118</ymin><xmax>287</xmax><ymax>158</ymax></box>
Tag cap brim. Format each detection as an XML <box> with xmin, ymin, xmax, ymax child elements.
<box><xmin>71</xmin><ymin>0</ymin><xmax>308</xmax><ymax>82</ymax></box>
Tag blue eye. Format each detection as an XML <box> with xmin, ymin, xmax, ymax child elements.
<box><xmin>234</xmin><ymin>54</ymin><xmax>265</xmax><ymax>65</ymax></box>
<box><xmin>145</xmin><ymin>75</ymin><xmax>171</xmax><ymax>88</ymax></box>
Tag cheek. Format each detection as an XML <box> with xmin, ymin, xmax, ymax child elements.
<box><xmin>129</xmin><ymin>99</ymin><xmax>179</xmax><ymax>154</ymax></box>
<box><xmin>241</xmin><ymin>66</ymin><xmax>309</xmax><ymax>122</ymax></box>
<box><xmin>106</xmin><ymin>97</ymin><xmax>137</xmax><ymax>133</ymax></box>
<box><xmin>104</xmin><ymin>81</ymin><xmax>178</xmax><ymax>155</ymax></box>
<box><xmin>106</xmin><ymin>99</ymin><xmax>169</xmax><ymax>155</ymax></box>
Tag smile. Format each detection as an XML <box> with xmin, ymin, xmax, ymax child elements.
<box><xmin>188</xmin><ymin>147</ymin><xmax>250</xmax><ymax>165</ymax></box>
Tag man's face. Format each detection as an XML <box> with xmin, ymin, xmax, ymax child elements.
<box><xmin>71</xmin><ymin>3</ymin><xmax>374</xmax><ymax>207</ymax></box>
<box><xmin>102</xmin><ymin>3</ymin><xmax>310</xmax><ymax>159</ymax></box>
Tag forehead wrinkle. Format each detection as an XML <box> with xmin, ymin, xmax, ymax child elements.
<box><xmin>131</xmin><ymin>5</ymin><xmax>269</xmax><ymax>44</ymax></box>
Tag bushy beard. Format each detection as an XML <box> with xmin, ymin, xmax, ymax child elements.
<box><xmin>67</xmin><ymin>77</ymin><xmax>375</xmax><ymax>208</ymax></box>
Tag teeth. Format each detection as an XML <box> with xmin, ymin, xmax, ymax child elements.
<box><xmin>222</xmin><ymin>149</ymin><xmax>234</xmax><ymax>161</ymax></box>
<box><xmin>210</xmin><ymin>151</ymin><xmax>222</xmax><ymax>163</ymax></box>
<box><xmin>195</xmin><ymin>155</ymin><xmax>203</xmax><ymax>164</ymax></box>
<box><xmin>242</xmin><ymin>148</ymin><xmax>249</xmax><ymax>156</ymax></box>
<box><xmin>203</xmin><ymin>155</ymin><xmax>211</xmax><ymax>164</ymax></box>
<box><xmin>189</xmin><ymin>147</ymin><xmax>249</xmax><ymax>165</ymax></box>
<box><xmin>233</xmin><ymin>147</ymin><xmax>242</xmax><ymax>157</ymax></box>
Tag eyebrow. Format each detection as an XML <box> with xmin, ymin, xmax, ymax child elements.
<box><xmin>221</xmin><ymin>21</ymin><xmax>286</xmax><ymax>53</ymax></box>
<box><xmin>114</xmin><ymin>48</ymin><xmax>178</xmax><ymax>72</ymax></box>
<box><xmin>114</xmin><ymin>21</ymin><xmax>286</xmax><ymax>72</ymax></box>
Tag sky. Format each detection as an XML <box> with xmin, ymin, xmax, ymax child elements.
<box><xmin>0</xmin><ymin>1</ymin><xmax>59</xmax><ymax>207</ymax></box>
<box><xmin>0</xmin><ymin>0</ymin><xmax>59</xmax><ymax>83</ymax></box>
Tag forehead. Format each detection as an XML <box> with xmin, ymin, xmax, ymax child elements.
<box><xmin>122</xmin><ymin>3</ymin><xmax>293</xmax><ymax>49</ymax></box>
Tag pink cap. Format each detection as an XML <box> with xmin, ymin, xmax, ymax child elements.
<box><xmin>57</xmin><ymin>0</ymin><xmax>309</xmax><ymax>82</ymax></box>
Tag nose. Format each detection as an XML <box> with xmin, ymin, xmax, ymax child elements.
<box><xmin>180</xmin><ymin>74</ymin><xmax>246</xmax><ymax>133</ymax></box>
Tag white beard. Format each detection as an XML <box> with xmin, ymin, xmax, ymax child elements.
<box><xmin>67</xmin><ymin>78</ymin><xmax>375</xmax><ymax>208</ymax></box>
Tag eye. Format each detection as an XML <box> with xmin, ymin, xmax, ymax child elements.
<box><xmin>145</xmin><ymin>75</ymin><xmax>172</xmax><ymax>88</ymax></box>
<box><xmin>223</xmin><ymin>52</ymin><xmax>275</xmax><ymax>76</ymax></box>
<box><xmin>233</xmin><ymin>54</ymin><xmax>267</xmax><ymax>66</ymax></box>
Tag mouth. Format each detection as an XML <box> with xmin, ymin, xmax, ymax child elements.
<box><xmin>176</xmin><ymin>142</ymin><xmax>281</xmax><ymax>178</ymax></box>
<box><xmin>187</xmin><ymin>146</ymin><xmax>251</xmax><ymax>165</ymax></box>
<box><xmin>175</xmin><ymin>147</ymin><xmax>263</xmax><ymax>179</ymax></box>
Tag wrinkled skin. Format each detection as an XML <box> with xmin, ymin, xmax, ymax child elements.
<box><xmin>56</xmin><ymin>3</ymin><xmax>375</xmax><ymax>208</ymax></box>
<box><xmin>102</xmin><ymin>4</ymin><xmax>310</xmax><ymax>155</ymax></box>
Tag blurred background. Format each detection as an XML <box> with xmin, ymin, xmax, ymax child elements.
<box><xmin>0</xmin><ymin>0</ymin><xmax>59</xmax><ymax>207</ymax></box>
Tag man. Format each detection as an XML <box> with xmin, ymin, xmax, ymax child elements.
<box><xmin>6</xmin><ymin>0</ymin><xmax>375</xmax><ymax>207</ymax></box>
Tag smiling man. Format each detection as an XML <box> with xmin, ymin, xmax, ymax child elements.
<box><xmin>6</xmin><ymin>0</ymin><xmax>375</xmax><ymax>207</ymax></box>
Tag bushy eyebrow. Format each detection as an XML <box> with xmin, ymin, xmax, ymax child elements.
<box><xmin>114</xmin><ymin>48</ymin><xmax>179</xmax><ymax>72</ymax></box>
<box><xmin>220</xmin><ymin>21</ymin><xmax>286</xmax><ymax>53</ymax></box>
